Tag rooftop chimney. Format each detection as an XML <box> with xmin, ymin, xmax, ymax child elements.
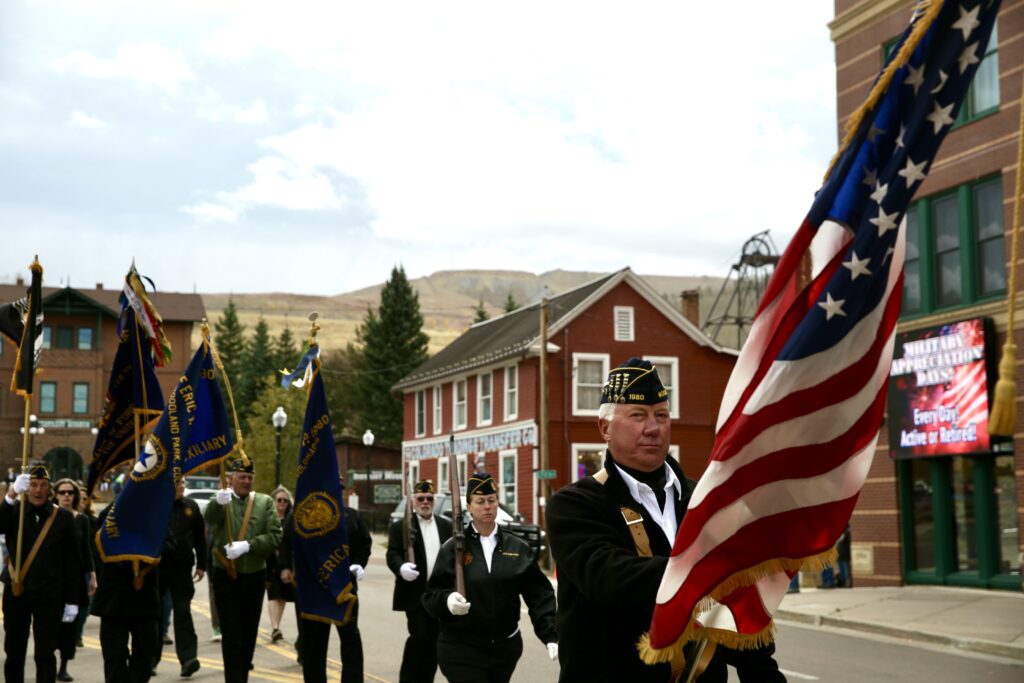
<box><xmin>15</xmin><ymin>275</ymin><xmax>24</xmax><ymax>287</ymax></box>
<box><xmin>680</xmin><ymin>289</ymin><xmax>700</xmax><ymax>327</ymax></box>
<box><xmin>96</xmin><ymin>282</ymin><xmax>104</xmax><ymax>290</ymax></box>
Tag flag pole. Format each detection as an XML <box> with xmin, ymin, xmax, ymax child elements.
<box><xmin>11</xmin><ymin>399</ymin><xmax>32</xmax><ymax>596</ymax></box>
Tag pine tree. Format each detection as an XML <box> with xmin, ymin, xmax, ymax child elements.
<box><xmin>350</xmin><ymin>266</ymin><xmax>430</xmax><ymax>444</ymax></box>
<box><xmin>503</xmin><ymin>291</ymin><xmax>519</xmax><ymax>313</ymax></box>
<box><xmin>213</xmin><ymin>300</ymin><xmax>246</xmax><ymax>392</ymax></box>
<box><xmin>273</xmin><ymin>326</ymin><xmax>299</xmax><ymax>376</ymax></box>
<box><xmin>238</xmin><ymin>316</ymin><xmax>274</xmax><ymax>418</ymax></box>
<box><xmin>472</xmin><ymin>297</ymin><xmax>490</xmax><ymax>323</ymax></box>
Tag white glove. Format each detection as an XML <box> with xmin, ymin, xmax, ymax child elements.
<box><xmin>224</xmin><ymin>541</ymin><xmax>250</xmax><ymax>560</ymax></box>
<box><xmin>446</xmin><ymin>591</ymin><xmax>470</xmax><ymax>616</ymax></box>
<box><xmin>350</xmin><ymin>564</ymin><xmax>365</xmax><ymax>581</ymax></box>
<box><xmin>399</xmin><ymin>562</ymin><xmax>420</xmax><ymax>582</ymax></box>
<box><xmin>12</xmin><ymin>473</ymin><xmax>30</xmax><ymax>495</ymax></box>
<box><xmin>215</xmin><ymin>489</ymin><xmax>232</xmax><ymax>505</ymax></box>
<box><xmin>547</xmin><ymin>642</ymin><xmax>559</xmax><ymax>660</ymax></box>
<box><xmin>62</xmin><ymin>604</ymin><xmax>79</xmax><ymax>623</ymax></box>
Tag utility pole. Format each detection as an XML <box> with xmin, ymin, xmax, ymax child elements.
<box><xmin>538</xmin><ymin>297</ymin><xmax>549</xmax><ymax>530</ymax></box>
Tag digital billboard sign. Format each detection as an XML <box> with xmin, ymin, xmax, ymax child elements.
<box><xmin>887</xmin><ymin>318</ymin><xmax>991</xmax><ymax>459</ymax></box>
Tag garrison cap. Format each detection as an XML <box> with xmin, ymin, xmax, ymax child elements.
<box><xmin>467</xmin><ymin>472</ymin><xmax>498</xmax><ymax>497</ymax></box>
<box><xmin>228</xmin><ymin>457</ymin><xmax>254</xmax><ymax>474</ymax></box>
<box><xmin>413</xmin><ymin>480</ymin><xmax>435</xmax><ymax>495</ymax></box>
<box><xmin>28</xmin><ymin>464</ymin><xmax>50</xmax><ymax>481</ymax></box>
<box><xmin>600</xmin><ymin>357</ymin><xmax>669</xmax><ymax>405</ymax></box>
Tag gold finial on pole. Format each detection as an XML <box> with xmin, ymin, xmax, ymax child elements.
<box><xmin>308</xmin><ymin>311</ymin><xmax>321</xmax><ymax>346</ymax></box>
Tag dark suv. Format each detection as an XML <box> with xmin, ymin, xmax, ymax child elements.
<box><xmin>390</xmin><ymin>493</ymin><xmax>547</xmax><ymax>560</ymax></box>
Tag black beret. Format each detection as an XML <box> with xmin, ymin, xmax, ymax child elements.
<box><xmin>28</xmin><ymin>464</ymin><xmax>50</xmax><ymax>481</ymax></box>
<box><xmin>600</xmin><ymin>357</ymin><xmax>669</xmax><ymax>406</ymax></box>
<box><xmin>467</xmin><ymin>472</ymin><xmax>498</xmax><ymax>497</ymax></box>
<box><xmin>228</xmin><ymin>457</ymin><xmax>254</xmax><ymax>474</ymax></box>
<box><xmin>413</xmin><ymin>480</ymin><xmax>434</xmax><ymax>495</ymax></box>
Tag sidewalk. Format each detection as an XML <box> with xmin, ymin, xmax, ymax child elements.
<box><xmin>776</xmin><ymin>585</ymin><xmax>1024</xmax><ymax>662</ymax></box>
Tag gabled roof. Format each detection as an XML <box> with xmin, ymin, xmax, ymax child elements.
<box><xmin>393</xmin><ymin>268</ymin><xmax>735</xmax><ymax>392</ymax></box>
<box><xmin>0</xmin><ymin>284</ymin><xmax>206</xmax><ymax>322</ymax></box>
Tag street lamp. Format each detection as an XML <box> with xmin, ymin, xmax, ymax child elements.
<box><xmin>272</xmin><ymin>406</ymin><xmax>288</xmax><ymax>486</ymax></box>
<box><xmin>19</xmin><ymin>414</ymin><xmax>44</xmax><ymax>461</ymax></box>
<box><xmin>362</xmin><ymin>429</ymin><xmax>374</xmax><ymax>507</ymax></box>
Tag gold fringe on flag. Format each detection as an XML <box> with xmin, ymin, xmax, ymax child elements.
<box><xmin>988</xmin><ymin>66</ymin><xmax>1024</xmax><ymax>437</ymax></box>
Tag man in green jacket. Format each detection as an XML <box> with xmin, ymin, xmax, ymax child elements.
<box><xmin>204</xmin><ymin>457</ymin><xmax>282</xmax><ymax>683</ymax></box>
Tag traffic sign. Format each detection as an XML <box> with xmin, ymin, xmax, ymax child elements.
<box><xmin>535</xmin><ymin>469</ymin><xmax>557</xmax><ymax>480</ymax></box>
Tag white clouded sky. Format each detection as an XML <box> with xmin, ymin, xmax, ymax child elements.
<box><xmin>0</xmin><ymin>0</ymin><xmax>838</xmax><ymax>295</ymax></box>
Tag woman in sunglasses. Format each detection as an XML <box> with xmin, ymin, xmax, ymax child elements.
<box><xmin>52</xmin><ymin>478</ymin><xmax>96</xmax><ymax>682</ymax></box>
<box><xmin>265</xmin><ymin>486</ymin><xmax>295</xmax><ymax>644</ymax></box>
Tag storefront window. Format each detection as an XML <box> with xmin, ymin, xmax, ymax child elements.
<box><xmin>910</xmin><ymin>458</ymin><xmax>935</xmax><ymax>571</ymax></box>
<box><xmin>951</xmin><ymin>458</ymin><xmax>978</xmax><ymax>572</ymax></box>
<box><xmin>994</xmin><ymin>456</ymin><xmax>1020</xmax><ymax>576</ymax></box>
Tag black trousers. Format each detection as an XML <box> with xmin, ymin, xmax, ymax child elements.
<box><xmin>399</xmin><ymin>602</ymin><xmax>439</xmax><ymax>683</ymax></box>
<box><xmin>99</xmin><ymin>614</ymin><xmax>158</xmax><ymax>683</ymax></box>
<box><xmin>436</xmin><ymin>631</ymin><xmax>522</xmax><ymax>683</ymax></box>
<box><xmin>155</xmin><ymin>569</ymin><xmax>198</xmax><ymax>665</ymax></box>
<box><xmin>212</xmin><ymin>568</ymin><xmax>265</xmax><ymax>683</ymax></box>
<box><xmin>300</xmin><ymin>600</ymin><xmax>363</xmax><ymax>683</ymax></box>
<box><xmin>2</xmin><ymin>588</ymin><xmax>61</xmax><ymax>683</ymax></box>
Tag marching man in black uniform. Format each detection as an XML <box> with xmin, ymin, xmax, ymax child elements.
<box><xmin>1</xmin><ymin>465</ymin><xmax>82</xmax><ymax>683</ymax></box>
<box><xmin>547</xmin><ymin>358</ymin><xmax>785</xmax><ymax>682</ymax></box>
<box><xmin>205</xmin><ymin>457</ymin><xmax>282</xmax><ymax>683</ymax></box>
<box><xmin>423</xmin><ymin>472</ymin><xmax>557</xmax><ymax>683</ymax></box>
<box><xmin>385</xmin><ymin>480</ymin><xmax>452</xmax><ymax>683</ymax></box>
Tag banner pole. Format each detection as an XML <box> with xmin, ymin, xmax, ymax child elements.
<box><xmin>12</xmin><ymin>399</ymin><xmax>32</xmax><ymax>595</ymax></box>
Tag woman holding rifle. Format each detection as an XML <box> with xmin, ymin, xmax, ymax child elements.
<box><xmin>422</xmin><ymin>472</ymin><xmax>558</xmax><ymax>683</ymax></box>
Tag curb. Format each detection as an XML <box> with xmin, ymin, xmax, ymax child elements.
<box><xmin>775</xmin><ymin>609</ymin><xmax>1024</xmax><ymax>663</ymax></box>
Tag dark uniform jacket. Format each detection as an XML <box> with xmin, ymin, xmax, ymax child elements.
<box><xmin>385</xmin><ymin>513</ymin><xmax>452</xmax><ymax>611</ymax></box>
<box><xmin>422</xmin><ymin>525</ymin><xmax>557</xmax><ymax>646</ymax></box>
<box><xmin>161</xmin><ymin>496</ymin><xmax>207</xmax><ymax>574</ymax></box>
<box><xmin>91</xmin><ymin>506</ymin><xmax>161</xmax><ymax>619</ymax></box>
<box><xmin>547</xmin><ymin>451</ymin><xmax>692</xmax><ymax>683</ymax></box>
<box><xmin>0</xmin><ymin>499</ymin><xmax>80</xmax><ymax>603</ymax></box>
<box><xmin>280</xmin><ymin>506</ymin><xmax>372</xmax><ymax>595</ymax></box>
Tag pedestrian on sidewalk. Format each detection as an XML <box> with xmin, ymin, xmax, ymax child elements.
<box><xmin>836</xmin><ymin>525</ymin><xmax>852</xmax><ymax>588</ymax></box>
<box><xmin>265</xmin><ymin>486</ymin><xmax>295</xmax><ymax>644</ymax></box>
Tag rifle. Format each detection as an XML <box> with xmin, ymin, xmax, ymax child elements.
<box><xmin>405</xmin><ymin>492</ymin><xmax>417</xmax><ymax>564</ymax></box>
<box><xmin>447</xmin><ymin>434</ymin><xmax>466</xmax><ymax>596</ymax></box>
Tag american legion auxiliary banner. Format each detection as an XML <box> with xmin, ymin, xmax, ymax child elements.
<box><xmin>888</xmin><ymin>318</ymin><xmax>993</xmax><ymax>458</ymax></box>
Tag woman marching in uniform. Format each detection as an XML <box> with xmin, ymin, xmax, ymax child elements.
<box><xmin>423</xmin><ymin>472</ymin><xmax>558</xmax><ymax>683</ymax></box>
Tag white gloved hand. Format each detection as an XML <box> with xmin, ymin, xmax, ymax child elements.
<box><xmin>12</xmin><ymin>473</ymin><xmax>30</xmax><ymax>495</ymax></box>
<box><xmin>547</xmin><ymin>642</ymin><xmax>559</xmax><ymax>660</ymax></box>
<box><xmin>446</xmin><ymin>591</ymin><xmax>470</xmax><ymax>616</ymax></box>
<box><xmin>350</xmin><ymin>564</ymin><xmax>365</xmax><ymax>581</ymax></box>
<box><xmin>215</xmin><ymin>489</ymin><xmax>232</xmax><ymax>505</ymax></box>
<box><xmin>224</xmin><ymin>541</ymin><xmax>250</xmax><ymax>560</ymax></box>
<box><xmin>62</xmin><ymin>604</ymin><xmax>79</xmax><ymax>623</ymax></box>
<box><xmin>399</xmin><ymin>562</ymin><xmax>420</xmax><ymax>582</ymax></box>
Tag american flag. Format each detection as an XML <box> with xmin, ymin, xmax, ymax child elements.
<box><xmin>645</xmin><ymin>0</ymin><xmax>1001</xmax><ymax>655</ymax></box>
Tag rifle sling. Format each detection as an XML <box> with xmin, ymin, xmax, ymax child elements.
<box><xmin>7</xmin><ymin>503</ymin><xmax>59</xmax><ymax>595</ymax></box>
<box><xmin>217</xmin><ymin>493</ymin><xmax>255</xmax><ymax>579</ymax></box>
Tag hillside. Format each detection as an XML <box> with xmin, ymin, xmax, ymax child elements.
<box><xmin>199</xmin><ymin>269</ymin><xmax>729</xmax><ymax>354</ymax></box>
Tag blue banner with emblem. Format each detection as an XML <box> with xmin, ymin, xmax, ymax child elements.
<box><xmin>98</xmin><ymin>337</ymin><xmax>236</xmax><ymax>562</ymax></box>
<box><xmin>290</xmin><ymin>351</ymin><xmax>356</xmax><ymax>624</ymax></box>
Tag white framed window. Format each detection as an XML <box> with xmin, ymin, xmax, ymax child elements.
<box><xmin>572</xmin><ymin>353</ymin><xmax>609</xmax><ymax>416</ymax></box>
<box><xmin>456</xmin><ymin>454</ymin><xmax>468</xmax><ymax>492</ymax></box>
<box><xmin>407</xmin><ymin>461</ymin><xmax>420</xmax><ymax>495</ymax></box>
<box><xmin>477</xmin><ymin>372</ymin><xmax>493</xmax><ymax>426</ymax></box>
<box><xmin>453</xmin><ymin>379</ymin><xmax>467</xmax><ymax>430</ymax></box>
<box><xmin>667</xmin><ymin>445</ymin><xmax>680</xmax><ymax>462</ymax></box>
<box><xmin>415</xmin><ymin>390</ymin><xmax>426</xmax><ymax>437</ymax></box>
<box><xmin>613</xmin><ymin>306</ymin><xmax>635</xmax><ymax>341</ymax></box>
<box><xmin>438</xmin><ymin>458</ymin><xmax>450</xmax><ymax>495</ymax></box>
<box><xmin>572</xmin><ymin>443</ymin><xmax>606</xmax><ymax>482</ymax></box>
<box><xmin>499</xmin><ymin>449</ymin><xmax>517</xmax><ymax>511</ymax></box>
<box><xmin>643</xmin><ymin>355</ymin><xmax>680</xmax><ymax>418</ymax></box>
<box><xmin>432</xmin><ymin>385</ymin><xmax>442</xmax><ymax>435</ymax></box>
<box><xmin>504</xmin><ymin>365</ymin><xmax>518</xmax><ymax>421</ymax></box>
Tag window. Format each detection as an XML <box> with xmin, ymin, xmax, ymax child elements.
<box><xmin>453</xmin><ymin>379</ymin><xmax>467</xmax><ymax>430</ymax></box>
<box><xmin>414</xmin><ymin>390</ymin><xmax>426</xmax><ymax>437</ymax></box>
<box><xmin>42</xmin><ymin>326</ymin><xmax>52</xmax><ymax>349</ymax></box>
<box><xmin>77</xmin><ymin>327</ymin><xmax>93</xmax><ymax>350</ymax></box>
<box><xmin>572</xmin><ymin>353</ymin><xmax>609</xmax><ymax>416</ymax></box>
<box><xmin>55</xmin><ymin>326</ymin><xmax>74</xmax><ymax>349</ymax></box>
<box><xmin>499</xmin><ymin>450</ymin><xmax>517</xmax><ymax>510</ymax></box>
<box><xmin>901</xmin><ymin>176</ymin><xmax>1005</xmax><ymax>316</ymax></box>
<box><xmin>40</xmin><ymin>382</ymin><xmax>56</xmax><ymax>413</ymax></box>
<box><xmin>438</xmin><ymin>458</ymin><xmax>450</xmax><ymax>495</ymax></box>
<box><xmin>72</xmin><ymin>383</ymin><xmax>89</xmax><ymax>414</ymax></box>
<box><xmin>572</xmin><ymin>443</ymin><xmax>606</xmax><ymax>481</ymax></box>
<box><xmin>644</xmin><ymin>355</ymin><xmax>680</xmax><ymax>418</ymax></box>
<box><xmin>432</xmin><ymin>385</ymin><xmax>442</xmax><ymax>435</ymax></box>
<box><xmin>956</xmin><ymin>21</ymin><xmax>999</xmax><ymax>125</ymax></box>
<box><xmin>504</xmin><ymin>366</ymin><xmax>518</xmax><ymax>421</ymax></box>
<box><xmin>477</xmin><ymin>372</ymin><xmax>492</xmax><ymax>426</ymax></box>
<box><xmin>614</xmin><ymin>306</ymin><xmax>635</xmax><ymax>341</ymax></box>
<box><xmin>456</xmin><ymin>454</ymin><xmax>468</xmax><ymax>491</ymax></box>
<box><xmin>407</xmin><ymin>461</ymin><xmax>420</xmax><ymax>494</ymax></box>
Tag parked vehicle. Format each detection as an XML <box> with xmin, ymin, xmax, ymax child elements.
<box><xmin>183</xmin><ymin>475</ymin><xmax>220</xmax><ymax>513</ymax></box>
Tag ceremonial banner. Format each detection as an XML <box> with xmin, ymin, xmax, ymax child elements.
<box><xmin>290</xmin><ymin>352</ymin><xmax>356</xmax><ymax>624</ymax></box>
<box><xmin>87</xmin><ymin>268</ymin><xmax>169</xmax><ymax>494</ymax></box>
<box><xmin>1</xmin><ymin>258</ymin><xmax>44</xmax><ymax>397</ymax></box>
<box><xmin>645</xmin><ymin>0</ymin><xmax>1000</xmax><ymax>656</ymax></box>
<box><xmin>98</xmin><ymin>336</ymin><xmax>236</xmax><ymax>562</ymax></box>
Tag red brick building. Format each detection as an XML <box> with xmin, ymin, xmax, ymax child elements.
<box><xmin>393</xmin><ymin>268</ymin><xmax>738</xmax><ymax>524</ymax></box>
<box><xmin>832</xmin><ymin>0</ymin><xmax>1022</xmax><ymax>590</ymax></box>
<box><xmin>0</xmin><ymin>279</ymin><xmax>205</xmax><ymax>481</ymax></box>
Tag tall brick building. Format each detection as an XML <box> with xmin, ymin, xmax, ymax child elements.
<box><xmin>0</xmin><ymin>279</ymin><xmax>205</xmax><ymax>481</ymax></box>
<box><xmin>832</xmin><ymin>0</ymin><xmax>1022</xmax><ymax>590</ymax></box>
<box><xmin>394</xmin><ymin>268</ymin><xmax>737</xmax><ymax>525</ymax></box>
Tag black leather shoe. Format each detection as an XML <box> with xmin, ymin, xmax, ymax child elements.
<box><xmin>180</xmin><ymin>659</ymin><xmax>200</xmax><ymax>678</ymax></box>
<box><xmin>57</xmin><ymin>671</ymin><xmax>73</xmax><ymax>682</ymax></box>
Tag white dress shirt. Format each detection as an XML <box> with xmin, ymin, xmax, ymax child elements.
<box><xmin>471</xmin><ymin>523</ymin><xmax>500</xmax><ymax>573</ymax></box>
<box><xmin>612</xmin><ymin>461</ymin><xmax>684</xmax><ymax>547</ymax></box>
<box><xmin>419</xmin><ymin>514</ymin><xmax>441</xmax><ymax>577</ymax></box>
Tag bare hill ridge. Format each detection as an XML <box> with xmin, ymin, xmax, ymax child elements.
<box><xmin>201</xmin><ymin>269</ymin><xmax>726</xmax><ymax>354</ymax></box>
